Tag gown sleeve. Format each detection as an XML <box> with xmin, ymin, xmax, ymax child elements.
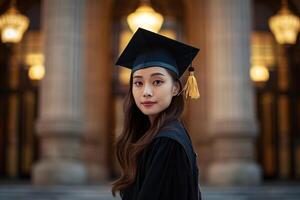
<box><xmin>137</xmin><ymin>137</ymin><xmax>192</xmax><ymax>200</ymax></box>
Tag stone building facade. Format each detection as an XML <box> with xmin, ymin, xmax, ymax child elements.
<box><xmin>0</xmin><ymin>0</ymin><xmax>300</xmax><ymax>187</ymax></box>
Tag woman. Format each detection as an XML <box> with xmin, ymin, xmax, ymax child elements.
<box><xmin>112</xmin><ymin>28</ymin><xmax>201</xmax><ymax>200</ymax></box>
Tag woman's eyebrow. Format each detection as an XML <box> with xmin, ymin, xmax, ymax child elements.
<box><xmin>151</xmin><ymin>72</ymin><xmax>165</xmax><ymax>77</ymax></box>
<box><xmin>133</xmin><ymin>73</ymin><xmax>165</xmax><ymax>79</ymax></box>
<box><xmin>133</xmin><ymin>75</ymin><xmax>143</xmax><ymax>79</ymax></box>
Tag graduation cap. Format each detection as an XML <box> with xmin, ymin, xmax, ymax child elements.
<box><xmin>115</xmin><ymin>28</ymin><xmax>200</xmax><ymax>99</ymax></box>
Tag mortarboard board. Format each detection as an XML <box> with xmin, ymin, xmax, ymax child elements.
<box><xmin>115</xmin><ymin>28</ymin><xmax>199</xmax><ymax>77</ymax></box>
<box><xmin>116</xmin><ymin>28</ymin><xmax>200</xmax><ymax>99</ymax></box>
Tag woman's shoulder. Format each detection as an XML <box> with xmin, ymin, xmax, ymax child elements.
<box><xmin>153</xmin><ymin>119</ymin><xmax>196</xmax><ymax>167</ymax></box>
<box><xmin>159</xmin><ymin>119</ymin><xmax>185</xmax><ymax>132</ymax></box>
<box><xmin>142</xmin><ymin>136</ymin><xmax>187</xmax><ymax>165</ymax></box>
<box><xmin>146</xmin><ymin>120</ymin><xmax>188</xmax><ymax>152</ymax></box>
<box><xmin>155</xmin><ymin>119</ymin><xmax>191</xmax><ymax>143</ymax></box>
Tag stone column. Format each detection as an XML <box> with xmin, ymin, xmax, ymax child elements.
<box><xmin>32</xmin><ymin>0</ymin><xmax>86</xmax><ymax>184</ymax></box>
<box><xmin>185</xmin><ymin>0</ymin><xmax>211</xmax><ymax>183</ymax></box>
<box><xmin>82</xmin><ymin>0</ymin><xmax>113</xmax><ymax>182</ymax></box>
<box><xmin>205</xmin><ymin>0</ymin><xmax>261</xmax><ymax>185</ymax></box>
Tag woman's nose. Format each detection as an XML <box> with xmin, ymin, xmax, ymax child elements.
<box><xmin>143</xmin><ymin>84</ymin><xmax>153</xmax><ymax>97</ymax></box>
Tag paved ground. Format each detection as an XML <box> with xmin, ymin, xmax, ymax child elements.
<box><xmin>0</xmin><ymin>184</ymin><xmax>300</xmax><ymax>200</ymax></box>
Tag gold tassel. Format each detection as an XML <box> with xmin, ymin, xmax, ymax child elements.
<box><xmin>182</xmin><ymin>67</ymin><xmax>200</xmax><ymax>99</ymax></box>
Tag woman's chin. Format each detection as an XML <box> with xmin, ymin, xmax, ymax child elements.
<box><xmin>143</xmin><ymin>111</ymin><xmax>158</xmax><ymax>116</ymax></box>
<box><xmin>140</xmin><ymin>109</ymin><xmax>160</xmax><ymax>116</ymax></box>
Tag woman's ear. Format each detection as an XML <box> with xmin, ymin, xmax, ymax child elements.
<box><xmin>172</xmin><ymin>82</ymin><xmax>180</xmax><ymax>96</ymax></box>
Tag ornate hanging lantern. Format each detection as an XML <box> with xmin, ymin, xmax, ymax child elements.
<box><xmin>269</xmin><ymin>0</ymin><xmax>300</xmax><ymax>44</ymax></box>
<box><xmin>0</xmin><ymin>0</ymin><xmax>29</xmax><ymax>43</ymax></box>
<box><xmin>127</xmin><ymin>0</ymin><xmax>164</xmax><ymax>33</ymax></box>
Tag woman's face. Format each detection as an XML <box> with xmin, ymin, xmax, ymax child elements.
<box><xmin>132</xmin><ymin>67</ymin><xmax>179</xmax><ymax>118</ymax></box>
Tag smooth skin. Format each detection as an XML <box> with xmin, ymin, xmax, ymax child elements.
<box><xmin>132</xmin><ymin>67</ymin><xmax>180</xmax><ymax>124</ymax></box>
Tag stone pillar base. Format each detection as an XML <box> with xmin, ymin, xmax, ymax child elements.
<box><xmin>208</xmin><ymin>161</ymin><xmax>261</xmax><ymax>185</ymax></box>
<box><xmin>32</xmin><ymin>161</ymin><xmax>86</xmax><ymax>185</ymax></box>
<box><xmin>86</xmin><ymin>164</ymin><xmax>108</xmax><ymax>183</ymax></box>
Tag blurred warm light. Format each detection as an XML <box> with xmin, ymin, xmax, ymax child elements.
<box><xmin>118</xmin><ymin>30</ymin><xmax>133</xmax><ymax>85</ymax></box>
<box><xmin>28</xmin><ymin>64</ymin><xmax>45</xmax><ymax>80</ymax></box>
<box><xmin>269</xmin><ymin>0</ymin><xmax>300</xmax><ymax>44</ymax></box>
<box><xmin>0</xmin><ymin>0</ymin><xmax>29</xmax><ymax>43</ymax></box>
<box><xmin>119</xmin><ymin>30</ymin><xmax>133</xmax><ymax>54</ymax></box>
<box><xmin>119</xmin><ymin>67</ymin><xmax>131</xmax><ymax>85</ymax></box>
<box><xmin>250</xmin><ymin>64</ymin><xmax>270</xmax><ymax>82</ymax></box>
<box><xmin>127</xmin><ymin>0</ymin><xmax>164</xmax><ymax>33</ymax></box>
<box><xmin>26</xmin><ymin>53</ymin><xmax>45</xmax><ymax>80</ymax></box>
<box><xmin>251</xmin><ymin>32</ymin><xmax>276</xmax><ymax>70</ymax></box>
<box><xmin>159</xmin><ymin>29</ymin><xmax>176</xmax><ymax>39</ymax></box>
<box><xmin>26</xmin><ymin>53</ymin><xmax>44</xmax><ymax>66</ymax></box>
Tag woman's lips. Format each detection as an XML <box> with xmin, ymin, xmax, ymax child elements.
<box><xmin>141</xmin><ymin>101</ymin><xmax>156</xmax><ymax>108</ymax></box>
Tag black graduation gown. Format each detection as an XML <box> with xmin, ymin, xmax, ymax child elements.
<box><xmin>121</xmin><ymin>120</ymin><xmax>201</xmax><ymax>200</ymax></box>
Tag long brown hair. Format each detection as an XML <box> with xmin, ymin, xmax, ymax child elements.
<box><xmin>111</xmin><ymin>69</ymin><xmax>185</xmax><ymax>197</ymax></box>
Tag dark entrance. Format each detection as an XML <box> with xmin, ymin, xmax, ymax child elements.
<box><xmin>0</xmin><ymin>48</ymin><xmax>39</xmax><ymax>180</ymax></box>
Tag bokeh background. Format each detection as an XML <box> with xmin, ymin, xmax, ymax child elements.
<box><xmin>0</xmin><ymin>0</ymin><xmax>300</xmax><ymax>199</ymax></box>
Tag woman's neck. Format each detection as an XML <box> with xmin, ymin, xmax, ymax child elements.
<box><xmin>148</xmin><ymin>114</ymin><xmax>158</xmax><ymax>125</ymax></box>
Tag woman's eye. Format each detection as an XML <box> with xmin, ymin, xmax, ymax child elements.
<box><xmin>153</xmin><ymin>80</ymin><xmax>163</xmax><ymax>86</ymax></box>
<box><xmin>133</xmin><ymin>81</ymin><xmax>143</xmax><ymax>87</ymax></box>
